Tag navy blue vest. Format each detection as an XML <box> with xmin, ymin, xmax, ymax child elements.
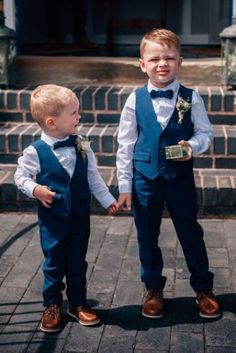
<box><xmin>32</xmin><ymin>139</ymin><xmax>91</xmax><ymax>219</ymax></box>
<box><xmin>134</xmin><ymin>84</ymin><xmax>194</xmax><ymax>180</ymax></box>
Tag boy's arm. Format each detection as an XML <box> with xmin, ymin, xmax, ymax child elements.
<box><xmin>14</xmin><ymin>146</ymin><xmax>41</xmax><ymax>198</ymax></box>
<box><xmin>116</xmin><ymin>93</ymin><xmax>137</xmax><ymax>210</ymax></box>
<box><xmin>86</xmin><ymin>147</ymin><xmax>118</xmax><ymax>211</ymax></box>
<box><xmin>116</xmin><ymin>93</ymin><xmax>137</xmax><ymax>192</ymax></box>
<box><xmin>187</xmin><ymin>92</ymin><xmax>213</xmax><ymax>155</ymax></box>
<box><xmin>14</xmin><ymin>146</ymin><xmax>55</xmax><ymax>207</ymax></box>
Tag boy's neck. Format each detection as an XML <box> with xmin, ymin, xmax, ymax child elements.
<box><xmin>41</xmin><ymin>129</ymin><xmax>69</xmax><ymax>140</ymax></box>
<box><xmin>150</xmin><ymin>78</ymin><xmax>176</xmax><ymax>89</ymax></box>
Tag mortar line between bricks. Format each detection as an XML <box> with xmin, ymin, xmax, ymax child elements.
<box><xmin>5</xmin><ymin>125</ymin><xmax>19</xmax><ymax>153</ymax></box>
<box><xmin>18</xmin><ymin>124</ymin><xmax>34</xmax><ymax>152</ymax></box>
<box><xmin>207</xmin><ymin>87</ymin><xmax>211</xmax><ymax>111</ymax></box>
<box><xmin>231</xmin><ymin>175</ymin><xmax>235</xmax><ymax>189</ymax></box>
<box><xmin>107</xmin><ymin>168</ymin><xmax>115</xmax><ymax>186</ymax></box>
<box><xmin>92</xmin><ymin>86</ymin><xmax>101</xmax><ymax>111</ymax></box>
<box><xmin>32</xmin><ymin>127</ymin><xmax>41</xmax><ymax>138</ymax></box>
<box><xmin>104</xmin><ymin>85</ymin><xmax>114</xmax><ymax>112</ymax></box>
<box><xmin>117</xmin><ymin>86</ymin><xmax>126</xmax><ymax>112</ymax></box>
<box><xmin>223</xmin><ymin>125</ymin><xmax>228</xmax><ymax>155</ymax></box>
<box><xmin>0</xmin><ymin>170</ymin><xmax>11</xmax><ymax>185</ymax></box>
<box><xmin>113</xmin><ymin>126</ymin><xmax>119</xmax><ymax>153</ymax></box>
<box><xmin>99</xmin><ymin>125</ymin><xmax>108</xmax><ymax>153</ymax></box>
<box><xmin>79</xmin><ymin>86</ymin><xmax>90</xmax><ymax>111</ymax></box>
<box><xmin>219</xmin><ymin>86</ymin><xmax>225</xmax><ymax>113</ymax></box>
<box><xmin>86</xmin><ymin>125</ymin><xmax>94</xmax><ymax>138</ymax></box>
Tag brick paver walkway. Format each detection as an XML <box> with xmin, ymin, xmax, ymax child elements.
<box><xmin>0</xmin><ymin>213</ymin><xmax>236</xmax><ymax>353</ymax></box>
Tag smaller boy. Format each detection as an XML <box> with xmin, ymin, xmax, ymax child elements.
<box><xmin>116</xmin><ymin>29</ymin><xmax>221</xmax><ymax>319</ymax></box>
<box><xmin>15</xmin><ymin>84</ymin><xmax>118</xmax><ymax>332</ymax></box>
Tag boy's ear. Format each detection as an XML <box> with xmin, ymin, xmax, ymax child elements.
<box><xmin>139</xmin><ymin>58</ymin><xmax>147</xmax><ymax>73</ymax></box>
<box><xmin>45</xmin><ymin>116</ymin><xmax>57</xmax><ymax>130</ymax></box>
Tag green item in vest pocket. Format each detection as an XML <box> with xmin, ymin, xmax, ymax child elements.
<box><xmin>165</xmin><ymin>145</ymin><xmax>188</xmax><ymax>159</ymax></box>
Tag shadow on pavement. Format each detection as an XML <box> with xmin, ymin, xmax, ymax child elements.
<box><xmin>96</xmin><ymin>293</ymin><xmax>236</xmax><ymax>330</ymax></box>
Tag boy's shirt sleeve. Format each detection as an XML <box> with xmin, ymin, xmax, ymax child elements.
<box><xmin>188</xmin><ymin>91</ymin><xmax>213</xmax><ymax>155</ymax></box>
<box><xmin>87</xmin><ymin>147</ymin><xmax>115</xmax><ymax>209</ymax></box>
<box><xmin>116</xmin><ymin>92</ymin><xmax>138</xmax><ymax>193</ymax></box>
<box><xmin>14</xmin><ymin>146</ymin><xmax>40</xmax><ymax>198</ymax></box>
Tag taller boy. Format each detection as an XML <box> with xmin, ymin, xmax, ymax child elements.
<box><xmin>116</xmin><ymin>29</ymin><xmax>221</xmax><ymax>319</ymax></box>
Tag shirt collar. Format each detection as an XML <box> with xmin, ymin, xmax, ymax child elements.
<box><xmin>41</xmin><ymin>131</ymin><xmax>70</xmax><ymax>147</ymax></box>
<box><xmin>147</xmin><ymin>79</ymin><xmax>179</xmax><ymax>94</ymax></box>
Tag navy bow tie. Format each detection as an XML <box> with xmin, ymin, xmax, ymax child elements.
<box><xmin>53</xmin><ymin>135</ymin><xmax>78</xmax><ymax>150</ymax></box>
<box><xmin>150</xmin><ymin>89</ymin><xmax>174</xmax><ymax>99</ymax></box>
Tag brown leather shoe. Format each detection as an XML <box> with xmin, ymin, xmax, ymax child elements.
<box><xmin>40</xmin><ymin>305</ymin><xmax>61</xmax><ymax>332</ymax></box>
<box><xmin>142</xmin><ymin>290</ymin><xmax>164</xmax><ymax>319</ymax></box>
<box><xmin>196</xmin><ymin>292</ymin><xmax>221</xmax><ymax>319</ymax></box>
<box><xmin>67</xmin><ymin>305</ymin><xmax>100</xmax><ymax>326</ymax></box>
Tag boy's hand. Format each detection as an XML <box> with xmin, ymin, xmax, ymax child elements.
<box><xmin>33</xmin><ymin>185</ymin><xmax>56</xmax><ymax>208</ymax></box>
<box><xmin>107</xmin><ymin>200</ymin><xmax>119</xmax><ymax>215</ymax></box>
<box><xmin>118</xmin><ymin>193</ymin><xmax>132</xmax><ymax>211</ymax></box>
<box><xmin>177</xmin><ymin>140</ymin><xmax>192</xmax><ymax>161</ymax></box>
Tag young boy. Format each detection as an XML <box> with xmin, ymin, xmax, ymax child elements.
<box><xmin>116</xmin><ymin>28</ymin><xmax>221</xmax><ymax>319</ymax></box>
<box><xmin>14</xmin><ymin>84</ymin><xmax>118</xmax><ymax>332</ymax></box>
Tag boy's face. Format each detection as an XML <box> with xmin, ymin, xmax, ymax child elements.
<box><xmin>139</xmin><ymin>41</ymin><xmax>182</xmax><ymax>88</ymax></box>
<box><xmin>50</xmin><ymin>98</ymin><xmax>80</xmax><ymax>138</ymax></box>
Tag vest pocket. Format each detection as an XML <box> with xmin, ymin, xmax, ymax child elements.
<box><xmin>133</xmin><ymin>151</ymin><xmax>150</xmax><ymax>162</ymax></box>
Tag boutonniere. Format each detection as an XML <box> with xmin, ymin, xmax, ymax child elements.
<box><xmin>76</xmin><ymin>136</ymin><xmax>91</xmax><ymax>159</ymax></box>
<box><xmin>176</xmin><ymin>95</ymin><xmax>192</xmax><ymax>124</ymax></box>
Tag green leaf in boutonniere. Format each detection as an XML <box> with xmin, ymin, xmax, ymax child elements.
<box><xmin>176</xmin><ymin>95</ymin><xmax>192</xmax><ymax>124</ymax></box>
<box><xmin>76</xmin><ymin>136</ymin><xmax>91</xmax><ymax>159</ymax></box>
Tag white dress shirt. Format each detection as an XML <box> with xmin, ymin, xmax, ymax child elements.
<box><xmin>14</xmin><ymin>131</ymin><xmax>115</xmax><ymax>209</ymax></box>
<box><xmin>116</xmin><ymin>79</ymin><xmax>213</xmax><ymax>193</ymax></box>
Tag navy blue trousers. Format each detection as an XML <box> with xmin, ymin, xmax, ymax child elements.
<box><xmin>132</xmin><ymin>170</ymin><xmax>214</xmax><ymax>293</ymax></box>
<box><xmin>38</xmin><ymin>211</ymin><xmax>90</xmax><ymax>306</ymax></box>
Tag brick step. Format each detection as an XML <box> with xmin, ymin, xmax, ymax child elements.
<box><xmin>0</xmin><ymin>164</ymin><xmax>235</xmax><ymax>216</ymax></box>
<box><xmin>0</xmin><ymin>86</ymin><xmax>236</xmax><ymax>125</ymax></box>
<box><xmin>0</xmin><ymin>122</ymin><xmax>236</xmax><ymax>169</ymax></box>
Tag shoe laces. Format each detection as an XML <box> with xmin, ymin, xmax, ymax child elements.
<box><xmin>145</xmin><ymin>290</ymin><xmax>163</xmax><ymax>301</ymax></box>
<box><xmin>46</xmin><ymin>305</ymin><xmax>59</xmax><ymax>319</ymax></box>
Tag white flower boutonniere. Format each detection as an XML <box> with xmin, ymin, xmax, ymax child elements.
<box><xmin>176</xmin><ymin>95</ymin><xmax>192</xmax><ymax>124</ymax></box>
<box><xmin>76</xmin><ymin>136</ymin><xmax>91</xmax><ymax>159</ymax></box>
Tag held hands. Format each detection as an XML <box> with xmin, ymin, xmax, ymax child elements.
<box><xmin>176</xmin><ymin>140</ymin><xmax>192</xmax><ymax>161</ymax></box>
<box><xmin>33</xmin><ymin>185</ymin><xmax>56</xmax><ymax>208</ymax></box>
<box><xmin>107</xmin><ymin>200</ymin><xmax>119</xmax><ymax>215</ymax></box>
<box><xmin>117</xmin><ymin>193</ymin><xmax>132</xmax><ymax>212</ymax></box>
<box><xmin>107</xmin><ymin>193</ymin><xmax>132</xmax><ymax>215</ymax></box>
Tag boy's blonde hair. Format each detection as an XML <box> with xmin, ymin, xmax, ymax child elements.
<box><xmin>140</xmin><ymin>28</ymin><xmax>181</xmax><ymax>58</ymax></box>
<box><xmin>30</xmin><ymin>84</ymin><xmax>77</xmax><ymax>127</ymax></box>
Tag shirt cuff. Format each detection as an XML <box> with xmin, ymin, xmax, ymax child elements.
<box><xmin>119</xmin><ymin>180</ymin><xmax>133</xmax><ymax>194</ymax></box>
<box><xmin>23</xmin><ymin>180</ymin><xmax>39</xmax><ymax>198</ymax></box>
<box><xmin>188</xmin><ymin>139</ymin><xmax>199</xmax><ymax>156</ymax></box>
<box><xmin>98</xmin><ymin>193</ymin><xmax>116</xmax><ymax>209</ymax></box>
